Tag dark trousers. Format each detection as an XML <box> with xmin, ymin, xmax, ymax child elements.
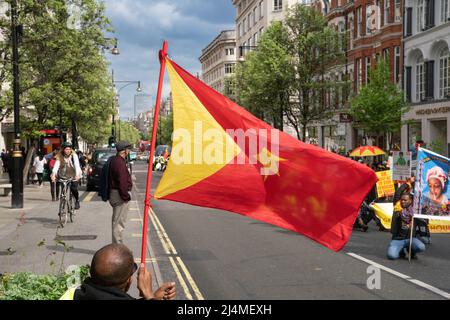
<box><xmin>36</xmin><ymin>173</ymin><xmax>43</xmax><ymax>185</ymax></box>
<box><xmin>51</xmin><ymin>181</ymin><xmax>60</xmax><ymax>200</ymax></box>
<box><xmin>70</xmin><ymin>180</ymin><xmax>79</xmax><ymax>201</ymax></box>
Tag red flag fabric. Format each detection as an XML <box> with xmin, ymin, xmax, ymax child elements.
<box><xmin>155</xmin><ymin>58</ymin><xmax>378</xmax><ymax>252</ymax></box>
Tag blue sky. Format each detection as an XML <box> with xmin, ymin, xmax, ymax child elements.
<box><xmin>102</xmin><ymin>0</ymin><xmax>235</xmax><ymax>120</ymax></box>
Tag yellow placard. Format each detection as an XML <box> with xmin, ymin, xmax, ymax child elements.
<box><xmin>371</xmin><ymin>203</ymin><xmax>450</xmax><ymax>233</ymax></box>
<box><xmin>375</xmin><ymin>170</ymin><xmax>395</xmax><ymax>198</ymax></box>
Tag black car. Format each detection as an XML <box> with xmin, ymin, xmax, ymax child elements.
<box><xmin>86</xmin><ymin>148</ymin><xmax>116</xmax><ymax>191</ymax></box>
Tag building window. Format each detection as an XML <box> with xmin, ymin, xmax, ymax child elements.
<box><xmin>383</xmin><ymin>47</ymin><xmax>390</xmax><ymax>61</ymax></box>
<box><xmin>260</xmin><ymin>1</ymin><xmax>264</xmax><ymax>19</ymax></box>
<box><xmin>440</xmin><ymin>48</ymin><xmax>450</xmax><ymax>98</ymax></box>
<box><xmin>356</xmin><ymin>58</ymin><xmax>362</xmax><ymax>92</ymax></box>
<box><xmin>225</xmin><ymin>63</ymin><xmax>235</xmax><ymax>74</ymax></box>
<box><xmin>416</xmin><ymin>57</ymin><xmax>425</xmax><ymax>101</ymax></box>
<box><xmin>394</xmin><ymin>46</ymin><xmax>401</xmax><ymax>83</ymax></box>
<box><xmin>442</xmin><ymin>0</ymin><xmax>450</xmax><ymax>22</ymax></box>
<box><xmin>417</xmin><ymin>0</ymin><xmax>425</xmax><ymax>32</ymax></box>
<box><xmin>253</xmin><ymin>33</ymin><xmax>258</xmax><ymax>45</ymax></box>
<box><xmin>254</xmin><ymin>7</ymin><xmax>258</xmax><ymax>23</ymax></box>
<box><xmin>394</xmin><ymin>0</ymin><xmax>401</xmax><ymax>22</ymax></box>
<box><xmin>238</xmin><ymin>23</ymin><xmax>241</xmax><ymax>37</ymax></box>
<box><xmin>274</xmin><ymin>0</ymin><xmax>282</xmax><ymax>11</ymax></box>
<box><xmin>356</xmin><ymin>7</ymin><xmax>362</xmax><ymax>37</ymax></box>
<box><xmin>365</xmin><ymin>57</ymin><xmax>371</xmax><ymax>84</ymax></box>
<box><xmin>384</xmin><ymin>0</ymin><xmax>391</xmax><ymax>25</ymax></box>
<box><xmin>243</xmin><ymin>18</ymin><xmax>247</xmax><ymax>33</ymax></box>
<box><xmin>248</xmin><ymin>13</ymin><xmax>252</xmax><ymax>30</ymax></box>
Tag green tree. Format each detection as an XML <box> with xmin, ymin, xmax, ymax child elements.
<box><xmin>0</xmin><ymin>0</ymin><xmax>115</xmax><ymax>146</ymax></box>
<box><xmin>348</xmin><ymin>60</ymin><xmax>409</xmax><ymax>147</ymax></box>
<box><xmin>234</xmin><ymin>4</ymin><xmax>346</xmax><ymax>140</ymax></box>
<box><xmin>237</xmin><ymin>21</ymin><xmax>292</xmax><ymax>130</ymax></box>
<box><xmin>118</xmin><ymin>120</ymin><xmax>140</xmax><ymax>147</ymax></box>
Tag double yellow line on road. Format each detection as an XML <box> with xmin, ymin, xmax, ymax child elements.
<box><xmin>148</xmin><ymin>207</ymin><xmax>205</xmax><ymax>300</ymax></box>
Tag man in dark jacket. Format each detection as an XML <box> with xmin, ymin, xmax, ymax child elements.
<box><xmin>72</xmin><ymin>244</ymin><xmax>176</xmax><ymax>300</ymax></box>
<box><xmin>109</xmin><ymin>141</ymin><xmax>133</xmax><ymax>244</ymax></box>
<box><xmin>387</xmin><ymin>193</ymin><xmax>426</xmax><ymax>260</ymax></box>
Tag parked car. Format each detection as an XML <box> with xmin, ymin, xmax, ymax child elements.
<box><xmin>86</xmin><ymin>148</ymin><xmax>116</xmax><ymax>191</ymax></box>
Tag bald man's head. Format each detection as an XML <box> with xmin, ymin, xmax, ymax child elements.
<box><xmin>90</xmin><ymin>244</ymin><xmax>135</xmax><ymax>287</ymax></box>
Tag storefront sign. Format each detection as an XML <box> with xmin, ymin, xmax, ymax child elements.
<box><xmin>416</xmin><ymin>106</ymin><xmax>450</xmax><ymax>115</ymax></box>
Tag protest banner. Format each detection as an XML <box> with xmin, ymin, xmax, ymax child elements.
<box><xmin>392</xmin><ymin>151</ymin><xmax>411</xmax><ymax>182</ymax></box>
<box><xmin>375</xmin><ymin>170</ymin><xmax>395</xmax><ymax>198</ymax></box>
<box><xmin>413</xmin><ymin>148</ymin><xmax>450</xmax><ymax>221</ymax></box>
<box><xmin>370</xmin><ymin>202</ymin><xmax>450</xmax><ymax>233</ymax></box>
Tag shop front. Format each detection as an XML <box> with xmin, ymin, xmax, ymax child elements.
<box><xmin>401</xmin><ymin>101</ymin><xmax>450</xmax><ymax>157</ymax></box>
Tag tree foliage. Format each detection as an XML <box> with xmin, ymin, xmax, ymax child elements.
<box><xmin>235</xmin><ymin>4</ymin><xmax>347</xmax><ymax>140</ymax></box>
<box><xmin>348</xmin><ymin>60</ymin><xmax>409</xmax><ymax>141</ymax></box>
<box><xmin>0</xmin><ymin>0</ymin><xmax>115</xmax><ymax>145</ymax></box>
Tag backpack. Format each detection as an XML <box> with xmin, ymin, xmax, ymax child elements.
<box><xmin>98</xmin><ymin>157</ymin><xmax>112</xmax><ymax>202</ymax></box>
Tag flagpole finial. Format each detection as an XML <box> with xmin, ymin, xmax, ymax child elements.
<box><xmin>159</xmin><ymin>40</ymin><xmax>168</xmax><ymax>63</ymax></box>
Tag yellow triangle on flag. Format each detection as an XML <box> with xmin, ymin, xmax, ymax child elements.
<box><xmin>155</xmin><ymin>60</ymin><xmax>241</xmax><ymax>198</ymax></box>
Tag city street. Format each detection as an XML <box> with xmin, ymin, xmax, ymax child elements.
<box><xmin>1</xmin><ymin>162</ymin><xmax>449</xmax><ymax>300</ymax></box>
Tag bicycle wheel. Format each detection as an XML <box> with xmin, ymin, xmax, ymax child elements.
<box><xmin>59</xmin><ymin>195</ymin><xmax>68</xmax><ymax>227</ymax></box>
<box><xmin>69</xmin><ymin>192</ymin><xmax>75</xmax><ymax>223</ymax></box>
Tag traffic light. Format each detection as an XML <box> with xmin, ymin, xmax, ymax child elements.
<box><xmin>108</xmin><ymin>136</ymin><xmax>116</xmax><ymax>148</ymax></box>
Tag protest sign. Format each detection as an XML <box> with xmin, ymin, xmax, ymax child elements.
<box><xmin>413</xmin><ymin>148</ymin><xmax>450</xmax><ymax>221</ymax></box>
<box><xmin>392</xmin><ymin>151</ymin><xmax>411</xmax><ymax>182</ymax></box>
<box><xmin>375</xmin><ymin>170</ymin><xmax>395</xmax><ymax>198</ymax></box>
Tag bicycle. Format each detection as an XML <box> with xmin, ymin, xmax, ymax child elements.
<box><xmin>58</xmin><ymin>178</ymin><xmax>76</xmax><ymax>227</ymax></box>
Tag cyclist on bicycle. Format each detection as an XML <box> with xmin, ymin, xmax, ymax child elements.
<box><xmin>51</xmin><ymin>142</ymin><xmax>82</xmax><ymax>210</ymax></box>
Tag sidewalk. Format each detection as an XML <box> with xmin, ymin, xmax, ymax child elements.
<box><xmin>0</xmin><ymin>173</ymin><xmax>158</xmax><ymax>298</ymax></box>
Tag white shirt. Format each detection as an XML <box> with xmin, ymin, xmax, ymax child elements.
<box><xmin>33</xmin><ymin>156</ymin><xmax>47</xmax><ymax>173</ymax></box>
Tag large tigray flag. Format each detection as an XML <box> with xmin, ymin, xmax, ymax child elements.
<box><xmin>155</xmin><ymin>58</ymin><xmax>378</xmax><ymax>252</ymax></box>
<box><xmin>414</xmin><ymin>148</ymin><xmax>450</xmax><ymax>220</ymax></box>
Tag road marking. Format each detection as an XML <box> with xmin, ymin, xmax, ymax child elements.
<box><xmin>132</xmin><ymin>233</ymin><xmax>143</xmax><ymax>237</ymax></box>
<box><xmin>169</xmin><ymin>256</ymin><xmax>193</xmax><ymax>300</ymax></box>
<box><xmin>176</xmin><ymin>257</ymin><xmax>205</xmax><ymax>300</ymax></box>
<box><xmin>83</xmin><ymin>192</ymin><xmax>96</xmax><ymax>202</ymax></box>
<box><xmin>347</xmin><ymin>252</ymin><xmax>450</xmax><ymax>300</ymax></box>
<box><xmin>149</xmin><ymin>207</ymin><xmax>204</xmax><ymax>300</ymax></box>
<box><xmin>130</xmin><ymin>218</ymin><xmax>142</xmax><ymax>222</ymax></box>
<box><xmin>151</xmin><ymin>210</ymin><xmax>178</xmax><ymax>254</ymax></box>
<box><xmin>135</xmin><ymin>258</ymin><xmax>158</xmax><ymax>263</ymax></box>
<box><xmin>130</xmin><ymin>198</ymin><xmax>164</xmax><ymax>288</ymax></box>
<box><xmin>129</xmin><ymin>208</ymin><xmax>139</xmax><ymax>211</ymax></box>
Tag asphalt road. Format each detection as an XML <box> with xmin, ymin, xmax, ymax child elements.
<box><xmin>132</xmin><ymin>162</ymin><xmax>450</xmax><ymax>300</ymax></box>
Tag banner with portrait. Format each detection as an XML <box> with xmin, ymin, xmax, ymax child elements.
<box><xmin>414</xmin><ymin>148</ymin><xmax>450</xmax><ymax>220</ymax></box>
<box><xmin>392</xmin><ymin>151</ymin><xmax>411</xmax><ymax>182</ymax></box>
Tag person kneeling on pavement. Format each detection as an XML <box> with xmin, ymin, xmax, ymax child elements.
<box><xmin>61</xmin><ymin>243</ymin><xmax>176</xmax><ymax>300</ymax></box>
<box><xmin>387</xmin><ymin>193</ymin><xmax>426</xmax><ymax>260</ymax></box>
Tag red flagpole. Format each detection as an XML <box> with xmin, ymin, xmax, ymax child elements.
<box><xmin>141</xmin><ymin>40</ymin><xmax>168</xmax><ymax>268</ymax></box>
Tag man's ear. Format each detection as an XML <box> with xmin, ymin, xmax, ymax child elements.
<box><xmin>124</xmin><ymin>276</ymin><xmax>133</xmax><ymax>292</ymax></box>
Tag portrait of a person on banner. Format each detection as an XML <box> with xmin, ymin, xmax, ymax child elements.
<box><xmin>422</xmin><ymin>166</ymin><xmax>450</xmax><ymax>216</ymax></box>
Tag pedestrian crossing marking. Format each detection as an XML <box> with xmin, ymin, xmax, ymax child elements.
<box><xmin>130</xmin><ymin>218</ymin><xmax>142</xmax><ymax>222</ymax></box>
<box><xmin>132</xmin><ymin>233</ymin><xmax>143</xmax><ymax>237</ymax></box>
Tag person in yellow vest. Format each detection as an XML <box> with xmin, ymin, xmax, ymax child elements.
<box><xmin>60</xmin><ymin>244</ymin><xmax>176</xmax><ymax>300</ymax></box>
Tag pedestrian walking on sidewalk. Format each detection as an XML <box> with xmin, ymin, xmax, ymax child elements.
<box><xmin>108</xmin><ymin>140</ymin><xmax>133</xmax><ymax>244</ymax></box>
<box><xmin>48</xmin><ymin>150</ymin><xmax>60</xmax><ymax>201</ymax></box>
<box><xmin>33</xmin><ymin>153</ymin><xmax>47</xmax><ymax>187</ymax></box>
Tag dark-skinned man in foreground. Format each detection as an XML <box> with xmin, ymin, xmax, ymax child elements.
<box><xmin>61</xmin><ymin>244</ymin><xmax>176</xmax><ymax>300</ymax></box>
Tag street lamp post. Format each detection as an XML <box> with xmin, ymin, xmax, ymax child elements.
<box><xmin>11</xmin><ymin>0</ymin><xmax>23</xmax><ymax>208</ymax></box>
<box><xmin>113</xmin><ymin>79</ymin><xmax>142</xmax><ymax>141</ymax></box>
